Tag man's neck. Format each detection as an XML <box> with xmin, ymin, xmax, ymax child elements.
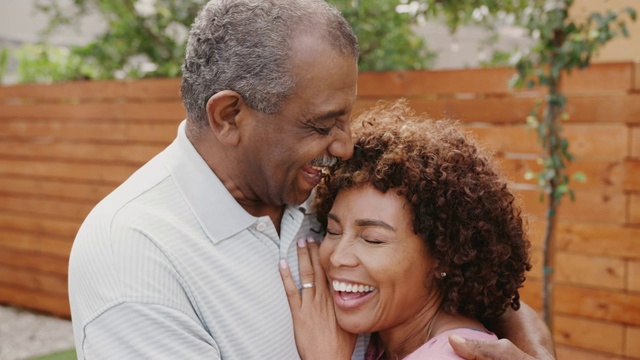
<box><xmin>187</xmin><ymin>125</ymin><xmax>286</xmax><ymax>234</ymax></box>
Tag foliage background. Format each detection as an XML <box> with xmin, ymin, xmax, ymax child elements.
<box><xmin>11</xmin><ymin>0</ymin><xmax>535</xmax><ymax>83</ymax></box>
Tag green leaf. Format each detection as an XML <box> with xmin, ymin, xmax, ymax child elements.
<box><xmin>524</xmin><ymin>171</ymin><xmax>537</xmax><ymax>181</ymax></box>
<box><xmin>620</xmin><ymin>22</ymin><xmax>630</xmax><ymax>37</ymax></box>
<box><xmin>572</xmin><ymin>172</ymin><xmax>587</xmax><ymax>183</ymax></box>
<box><xmin>526</xmin><ymin>115</ymin><xmax>539</xmax><ymax>127</ymax></box>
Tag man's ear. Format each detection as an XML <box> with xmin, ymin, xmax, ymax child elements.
<box><xmin>205</xmin><ymin>90</ymin><xmax>244</xmax><ymax>146</ymax></box>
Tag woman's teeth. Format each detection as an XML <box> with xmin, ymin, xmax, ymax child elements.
<box><xmin>332</xmin><ymin>280</ymin><xmax>375</xmax><ymax>293</ymax></box>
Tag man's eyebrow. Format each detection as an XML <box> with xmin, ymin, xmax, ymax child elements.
<box><xmin>309</xmin><ymin>109</ymin><xmax>347</xmax><ymax>122</ymax></box>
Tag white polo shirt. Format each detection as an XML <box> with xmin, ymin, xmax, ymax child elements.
<box><xmin>68</xmin><ymin>120</ymin><xmax>367</xmax><ymax>359</ymax></box>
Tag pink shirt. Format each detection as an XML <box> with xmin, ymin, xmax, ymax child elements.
<box><xmin>403</xmin><ymin>328</ymin><xmax>498</xmax><ymax>360</ymax></box>
<box><xmin>365</xmin><ymin>327</ymin><xmax>497</xmax><ymax>360</ymax></box>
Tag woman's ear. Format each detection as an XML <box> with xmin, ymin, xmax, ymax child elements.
<box><xmin>205</xmin><ymin>90</ymin><xmax>244</xmax><ymax>146</ymax></box>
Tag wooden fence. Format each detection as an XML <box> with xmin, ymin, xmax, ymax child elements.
<box><xmin>1</xmin><ymin>62</ymin><xmax>639</xmax><ymax>359</ymax></box>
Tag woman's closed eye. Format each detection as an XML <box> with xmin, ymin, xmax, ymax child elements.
<box><xmin>326</xmin><ymin>228</ymin><xmax>341</xmax><ymax>236</ymax></box>
<box><xmin>362</xmin><ymin>238</ymin><xmax>384</xmax><ymax>245</ymax></box>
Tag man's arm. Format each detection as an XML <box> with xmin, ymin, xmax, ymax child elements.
<box><xmin>450</xmin><ymin>302</ymin><xmax>556</xmax><ymax>360</ymax></box>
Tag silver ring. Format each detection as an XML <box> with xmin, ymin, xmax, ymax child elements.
<box><xmin>301</xmin><ymin>282</ymin><xmax>315</xmax><ymax>289</ymax></box>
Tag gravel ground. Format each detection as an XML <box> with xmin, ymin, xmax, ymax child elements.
<box><xmin>0</xmin><ymin>305</ymin><xmax>75</xmax><ymax>360</ymax></box>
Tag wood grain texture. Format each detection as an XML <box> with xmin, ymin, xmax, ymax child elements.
<box><xmin>0</xmin><ymin>65</ymin><xmax>637</xmax><ymax>360</ymax></box>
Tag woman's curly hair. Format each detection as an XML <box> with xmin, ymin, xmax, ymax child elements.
<box><xmin>314</xmin><ymin>100</ymin><xmax>532</xmax><ymax>321</ymax></box>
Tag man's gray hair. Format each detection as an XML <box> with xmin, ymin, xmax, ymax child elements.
<box><xmin>180</xmin><ymin>0</ymin><xmax>358</xmax><ymax>131</ymax></box>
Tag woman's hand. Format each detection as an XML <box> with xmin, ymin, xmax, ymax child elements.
<box><xmin>279</xmin><ymin>237</ymin><xmax>357</xmax><ymax>360</ymax></box>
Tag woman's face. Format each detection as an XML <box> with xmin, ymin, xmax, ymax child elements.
<box><xmin>319</xmin><ymin>184</ymin><xmax>438</xmax><ymax>334</ymax></box>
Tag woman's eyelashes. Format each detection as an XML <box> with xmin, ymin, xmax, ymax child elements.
<box><xmin>325</xmin><ymin>227</ymin><xmax>341</xmax><ymax>236</ymax></box>
<box><xmin>362</xmin><ymin>238</ymin><xmax>384</xmax><ymax>245</ymax></box>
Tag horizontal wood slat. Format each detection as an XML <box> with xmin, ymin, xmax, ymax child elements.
<box><xmin>0</xmin><ymin>78</ymin><xmax>181</xmax><ymax>101</ymax></box>
<box><xmin>554</xmin><ymin>252</ymin><xmax>626</xmax><ymax>290</ymax></box>
<box><xmin>634</xmin><ymin>62</ymin><xmax>640</xmax><ymax>92</ymax></box>
<box><xmin>0</xmin><ymin>118</ymin><xmax>179</xmax><ymax>143</ymax></box>
<box><xmin>357</xmin><ymin>62</ymin><xmax>635</xmax><ymax>97</ymax></box>
<box><xmin>0</xmin><ymin>140</ymin><xmax>164</xmax><ymax>164</ymax></box>
<box><xmin>553</xmin><ymin>221</ymin><xmax>640</xmax><ymax>260</ymax></box>
<box><xmin>0</xmin><ymin>249</ymin><xmax>69</xmax><ymax>276</ymax></box>
<box><xmin>0</xmin><ymin>194</ymin><xmax>95</xmax><ymax>221</ymax></box>
<box><xmin>0</xmin><ymin>264</ymin><xmax>68</xmax><ymax>297</ymax></box>
<box><xmin>556</xmin><ymin>345</ymin><xmax>627</xmax><ymax>360</ymax></box>
<box><xmin>0</xmin><ymin>102</ymin><xmax>185</xmax><ymax>121</ymax></box>
<box><xmin>631</xmin><ymin>194</ymin><xmax>640</xmax><ymax>225</ymax></box>
<box><xmin>632</xmin><ymin>127</ymin><xmax>640</xmax><ymax>158</ymax></box>
<box><xmin>0</xmin><ymin>283</ymin><xmax>70</xmax><ymax>318</ymax></box>
<box><xmin>467</xmin><ymin>123</ymin><xmax>628</xmax><ymax>159</ymax></box>
<box><xmin>627</xmin><ymin>326</ymin><xmax>640</xmax><ymax>358</ymax></box>
<box><xmin>0</xmin><ymin>231</ymin><xmax>74</xmax><ymax>257</ymax></box>
<box><xmin>516</xmin><ymin>189</ymin><xmax>626</xmax><ymax>224</ymax></box>
<box><xmin>629</xmin><ymin>261</ymin><xmax>640</xmax><ymax>292</ymax></box>
<box><xmin>355</xmin><ymin>94</ymin><xmax>640</xmax><ymax>124</ymax></box>
<box><xmin>499</xmin><ymin>158</ymin><xmax>626</xmax><ymax>191</ymax></box>
<box><xmin>527</xmin><ymin>249</ymin><xmax>629</xmax><ymax>292</ymax></box>
<box><xmin>623</xmin><ymin>160</ymin><xmax>640</xmax><ymax>191</ymax></box>
<box><xmin>0</xmin><ymin>158</ymin><xmax>139</xmax><ymax>184</ymax></box>
<box><xmin>555</xmin><ymin>285</ymin><xmax>640</xmax><ymax>326</ymax></box>
<box><xmin>353</xmin><ymin>96</ymin><xmax>537</xmax><ymax>123</ymax></box>
<box><xmin>555</xmin><ymin>315</ymin><xmax>624</xmax><ymax>355</ymax></box>
<box><xmin>0</xmin><ymin>176</ymin><xmax>115</xmax><ymax>202</ymax></box>
<box><xmin>0</xmin><ymin>211</ymin><xmax>80</xmax><ymax>239</ymax></box>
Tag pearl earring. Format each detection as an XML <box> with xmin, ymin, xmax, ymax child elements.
<box><xmin>440</xmin><ymin>272</ymin><xmax>447</xmax><ymax>278</ymax></box>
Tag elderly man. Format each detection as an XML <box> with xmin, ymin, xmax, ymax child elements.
<box><xmin>68</xmin><ymin>1</ymin><xmax>554</xmax><ymax>359</ymax></box>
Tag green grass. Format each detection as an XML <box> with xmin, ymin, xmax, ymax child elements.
<box><xmin>28</xmin><ymin>348</ymin><xmax>76</xmax><ymax>360</ymax></box>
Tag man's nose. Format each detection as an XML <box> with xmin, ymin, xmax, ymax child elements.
<box><xmin>328</xmin><ymin>126</ymin><xmax>354</xmax><ymax>160</ymax></box>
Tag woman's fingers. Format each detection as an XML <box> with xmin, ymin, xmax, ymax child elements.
<box><xmin>306</xmin><ymin>238</ymin><xmax>327</xmax><ymax>292</ymax></box>
<box><xmin>297</xmin><ymin>237</ymin><xmax>317</xmax><ymax>295</ymax></box>
<box><xmin>279</xmin><ymin>237</ymin><xmax>317</xmax><ymax>312</ymax></box>
<box><xmin>280</xmin><ymin>238</ymin><xmax>357</xmax><ymax>359</ymax></box>
<box><xmin>279</xmin><ymin>259</ymin><xmax>301</xmax><ymax>310</ymax></box>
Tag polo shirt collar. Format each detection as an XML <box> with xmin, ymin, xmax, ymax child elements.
<box><xmin>163</xmin><ymin>121</ymin><xmax>256</xmax><ymax>244</ymax></box>
<box><xmin>163</xmin><ymin>121</ymin><xmax>312</xmax><ymax>244</ymax></box>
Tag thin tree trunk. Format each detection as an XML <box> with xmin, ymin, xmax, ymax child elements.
<box><xmin>542</xmin><ymin>58</ymin><xmax>562</xmax><ymax>332</ymax></box>
<box><xmin>542</xmin><ymin>195</ymin><xmax>558</xmax><ymax>331</ymax></box>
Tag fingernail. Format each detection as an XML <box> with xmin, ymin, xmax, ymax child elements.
<box><xmin>450</xmin><ymin>334</ymin><xmax>466</xmax><ymax>344</ymax></box>
<box><xmin>297</xmin><ymin>238</ymin><xmax>306</xmax><ymax>248</ymax></box>
<box><xmin>307</xmin><ymin>237</ymin><xmax>315</xmax><ymax>244</ymax></box>
<box><xmin>279</xmin><ymin>259</ymin><xmax>288</xmax><ymax>269</ymax></box>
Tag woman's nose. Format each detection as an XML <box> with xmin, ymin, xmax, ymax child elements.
<box><xmin>329</xmin><ymin>238</ymin><xmax>358</xmax><ymax>268</ymax></box>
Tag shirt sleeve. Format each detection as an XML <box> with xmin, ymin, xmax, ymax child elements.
<box><xmin>79</xmin><ymin>302</ymin><xmax>220</xmax><ymax>359</ymax></box>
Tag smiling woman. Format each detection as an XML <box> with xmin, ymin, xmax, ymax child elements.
<box><xmin>280</xmin><ymin>99</ymin><xmax>532</xmax><ymax>360</ymax></box>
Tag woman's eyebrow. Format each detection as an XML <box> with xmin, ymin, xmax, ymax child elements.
<box><xmin>327</xmin><ymin>213</ymin><xmax>341</xmax><ymax>223</ymax></box>
<box><xmin>356</xmin><ymin>219</ymin><xmax>396</xmax><ymax>232</ymax></box>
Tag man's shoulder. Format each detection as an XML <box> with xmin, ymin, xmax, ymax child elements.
<box><xmin>82</xmin><ymin>154</ymin><xmax>173</xmax><ymax>228</ymax></box>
